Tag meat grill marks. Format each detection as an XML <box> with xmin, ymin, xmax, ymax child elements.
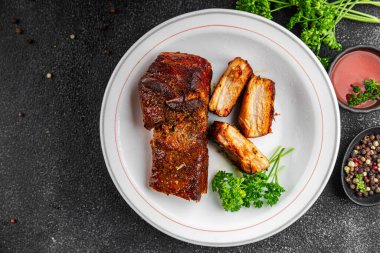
<box><xmin>138</xmin><ymin>52</ymin><xmax>212</xmax><ymax>201</ymax></box>
<box><xmin>210</xmin><ymin>121</ymin><xmax>270</xmax><ymax>174</ymax></box>
<box><xmin>209</xmin><ymin>57</ymin><xmax>252</xmax><ymax>117</ymax></box>
<box><xmin>238</xmin><ymin>75</ymin><xmax>275</xmax><ymax>138</ymax></box>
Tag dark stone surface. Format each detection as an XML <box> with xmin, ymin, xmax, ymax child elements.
<box><xmin>0</xmin><ymin>0</ymin><xmax>379</xmax><ymax>252</ymax></box>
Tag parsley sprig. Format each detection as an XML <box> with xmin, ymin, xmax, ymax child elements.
<box><xmin>212</xmin><ymin>146</ymin><xmax>294</xmax><ymax>212</ymax></box>
<box><xmin>346</xmin><ymin>79</ymin><xmax>380</xmax><ymax>106</ymax></box>
<box><xmin>236</xmin><ymin>0</ymin><xmax>380</xmax><ymax>68</ymax></box>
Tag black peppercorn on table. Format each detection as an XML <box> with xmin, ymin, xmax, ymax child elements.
<box><xmin>1</xmin><ymin>0</ymin><xmax>380</xmax><ymax>252</ymax></box>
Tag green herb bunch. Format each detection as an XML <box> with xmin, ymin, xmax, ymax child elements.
<box><xmin>347</xmin><ymin>79</ymin><xmax>380</xmax><ymax>106</ymax></box>
<box><xmin>236</xmin><ymin>0</ymin><xmax>380</xmax><ymax>68</ymax></box>
<box><xmin>212</xmin><ymin>146</ymin><xmax>294</xmax><ymax>212</ymax></box>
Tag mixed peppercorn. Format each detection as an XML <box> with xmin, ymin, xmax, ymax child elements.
<box><xmin>344</xmin><ymin>134</ymin><xmax>380</xmax><ymax>197</ymax></box>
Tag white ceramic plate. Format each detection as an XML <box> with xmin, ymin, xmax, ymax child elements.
<box><xmin>100</xmin><ymin>9</ymin><xmax>340</xmax><ymax>247</ymax></box>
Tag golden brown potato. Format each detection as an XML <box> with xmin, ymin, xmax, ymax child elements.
<box><xmin>210</xmin><ymin>121</ymin><xmax>269</xmax><ymax>174</ymax></box>
<box><xmin>209</xmin><ymin>57</ymin><xmax>252</xmax><ymax>116</ymax></box>
<box><xmin>238</xmin><ymin>75</ymin><xmax>275</xmax><ymax>138</ymax></box>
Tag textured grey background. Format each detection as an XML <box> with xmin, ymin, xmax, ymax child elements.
<box><xmin>1</xmin><ymin>0</ymin><xmax>380</xmax><ymax>252</ymax></box>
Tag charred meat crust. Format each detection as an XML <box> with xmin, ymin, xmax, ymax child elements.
<box><xmin>138</xmin><ymin>52</ymin><xmax>212</xmax><ymax>201</ymax></box>
<box><xmin>139</xmin><ymin>52</ymin><xmax>212</xmax><ymax>130</ymax></box>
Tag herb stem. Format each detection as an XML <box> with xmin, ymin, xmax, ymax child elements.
<box><xmin>268</xmin><ymin>149</ymin><xmax>283</xmax><ymax>178</ymax></box>
<box><xmin>267</xmin><ymin>0</ymin><xmax>289</xmax><ymax>5</ymax></box>
<box><xmin>336</xmin><ymin>0</ymin><xmax>357</xmax><ymax>24</ymax></box>
<box><xmin>279</xmin><ymin>148</ymin><xmax>295</xmax><ymax>158</ymax></box>
<box><xmin>343</xmin><ymin>13</ymin><xmax>380</xmax><ymax>23</ymax></box>
<box><xmin>330</xmin><ymin>0</ymin><xmax>380</xmax><ymax>6</ymax></box>
<box><xmin>269</xmin><ymin>146</ymin><xmax>282</xmax><ymax>162</ymax></box>
<box><xmin>270</xmin><ymin>4</ymin><xmax>293</xmax><ymax>12</ymax></box>
<box><xmin>345</xmin><ymin>8</ymin><xmax>380</xmax><ymax>19</ymax></box>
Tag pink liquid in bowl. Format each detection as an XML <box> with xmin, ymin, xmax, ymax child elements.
<box><xmin>330</xmin><ymin>50</ymin><xmax>380</xmax><ymax>108</ymax></box>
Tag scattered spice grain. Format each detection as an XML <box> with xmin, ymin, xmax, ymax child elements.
<box><xmin>10</xmin><ymin>16</ymin><xmax>19</xmax><ymax>24</ymax></box>
<box><xmin>15</xmin><ymin>25</ymin><xmax>23</xmax><ymax>34</ymax></box>
<box><xmin>110</xmin><ymin>7</ymin><xmax>118</xmax><ymax>14</ymax></box>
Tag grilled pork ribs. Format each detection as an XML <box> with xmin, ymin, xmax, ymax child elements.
<box><xmin>138</xmin><ymin>52</ymin><xmax>212</xmax><ymax>201</ymax></box>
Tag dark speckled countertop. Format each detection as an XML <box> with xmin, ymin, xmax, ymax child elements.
<box><xmin>1</xmin><ymin>1</ymin><xmax>380</xmax><ymax>252</ymax></box>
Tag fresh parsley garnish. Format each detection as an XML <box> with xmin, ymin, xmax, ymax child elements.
<box><xmin>352</xmin><ymin>85</ymin><xmax>361</xmax><ymax>93</ymax></box>
<box><xmin>346</xmin><ymin>79</ymin><xmax>380</xmax><ymax>106</ymax></box>
<box><xmin>236</xmin><ymin>0</ymin><xmax>380</xmax><ymax>67</ymax></box>
<box><xmin>212</xmin><ymin>146</ymin><xmax>294</xmax><ymax>212</ymax></box>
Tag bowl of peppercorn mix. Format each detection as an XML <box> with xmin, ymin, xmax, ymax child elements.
<box><xmin>342</xmin><ymin>127</ymin><xmax>380</xmax><ymax>206</ymax></box>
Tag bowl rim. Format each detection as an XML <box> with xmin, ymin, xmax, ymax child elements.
<box><xmin>328</xmin><ymin>45</ymin><xmax>380</xmax><ymax>113</ymax></box>
<box><xmin>341</xmin><ymin>126</ymin><xmax>380</xmax><ymax>206</ymax></box>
